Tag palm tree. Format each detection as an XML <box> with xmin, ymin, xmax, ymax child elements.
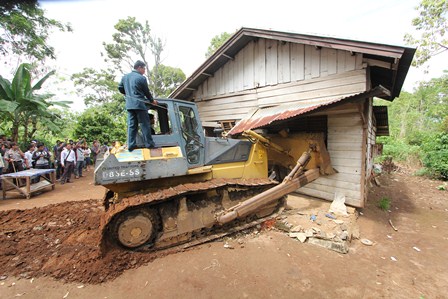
<box><xmin>0</xmin><ymin>63</ymin><xmax>71</xmax><ymax>142</ymax></box>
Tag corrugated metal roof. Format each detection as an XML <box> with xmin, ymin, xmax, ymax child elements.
<box><xmin>228</xmin><ymin>87</ymin><xmax>388</xmax><ymax>135</ymax></box>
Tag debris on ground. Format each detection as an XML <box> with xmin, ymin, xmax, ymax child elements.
<box><xmin>275</xmin><ymin>194</ymin><xmax>359</xmax><ymax>254</ymax></box>
<box><xmin>360</xmin><ymin>239</ymin><xmax>374</xmax><ymax>246</ymax></box>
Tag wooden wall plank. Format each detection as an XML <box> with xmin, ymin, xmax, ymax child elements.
<box><xmin>312</xmin><ymin>176</ymin><xmax>361</xmax><ymax>191</ymax></box>
<box><xmin>200</xmin><ymin>107</ymin><xmax>255</xmax><ymax>120</ymax></box>
<box><xmin>320</xmin><ymin>47</ymin><xmax>329</xmax><ymax>77</ymax></box>
<box><xmin>331</xmin><ymin>157</ymin><xmax>362</xmax><ymax>167</ymax></box>
<box><xmin>304</xmin><ymin>45</ymin><xmax>313</xmax><ymax>80</ymax></box>
<box><xmin>298</xmin><ymin>187</ymin><xmax>362</xmax><ymax>207</ymax></box>
<box><xmin>254</xmin><ymin>39</ymin><xmax>266</xmax><ymax>87</ymax></box>
<box><xmin>216</xmin><ymin>68</ymin><xmax>224</xmax><ymax>95</ymax></box>
<box><xmin>304</xmin><ymin>182</ymin><xmax>361</xmax><ymax>199</ymax></box>
<box><xmin>265</xmin><ymin>39</ymin><xmax>278</xmax><ymax>85</ymax></box>
<box><xmin>290</xmin><ymin>43</ymin><xmax>301</xmax><ymax>81</ymax></box>
<box><xmin>328</xmin><ymin>126</ymin><xmax>363</xmax><ymax>135</ymax></box>
<box><xmin>355</xmin><ymin>53</ymin><xmax>363</xmax><ymax>70</ymax></box>
<box><xmin>328</xmin><ymin>49</ymin><xmax>337</xmax><ymax>75</ymax></box>
<box><xmin>278</xmin><ymin>41</ymin><xmax>291</xmax><ymax>83</ymax></box>
<box><xmin>208</xmin><ymin>76</ymin><xmax>216</xmax><ymax>96</ymax></box>
<box><xmin>197</xmin><ymin>98</ymin><xmax>259</xmax><ymax>112</ymax></box>
<box><xmin>311</xmin><ymin>47</ymin><xmax>321</xmax><ymax>78</ymax></box>
<box><xmin>329</xmin><ymin>150</ymin><xmax>363</xmax><ymax>160</ymax></box>
<box><xmin>243</xmin><ymin>41</ymin><xmax>255</xmax><ymax>89</ymax></box>
<box><xmin>201</xmin><ymin>77</ymin><xmax>207</xmax><ymax>98</ymax></box>
<box><xmin>222</xmin><ymin>61</ymin><xmax>230</xmax><ymax>94</ymax></box>
<box><xmin>258</xmin><ymin>82</ymin><xmax>366</xmax><ymax>106</ymax></box>
<box><xmin>337</xmin><ymin>50</ymin><xmax>346</xmax><ymax>73</ymax></box>
<box><xmin>328</xmin><ymin>134</ymin><xmax>363</xmax><ymax>143</ymax></box>
<box><xmin>345</xmin><ymin>51</ymin><xmax>356</xmax><ymax>71</ymax></box>
<box><xmin>257</xmin><ymin>69</ymin><xmax>365</xmax><ymax>99</ymax></box>
<box><xmin>234</xmin><ymin>50</ymin><xmax>244</xmax><ymax>91</ymax></box>
<box><xmin>325</xmin><ymin>172</ymin><xmax>362</xmax><ymax>184</ymax></box>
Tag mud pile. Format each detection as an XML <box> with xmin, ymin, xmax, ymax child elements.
<box><xmin>0</xmin><ymin>200</ymin><xmax>170</xmax><ymax>283</ymax></box>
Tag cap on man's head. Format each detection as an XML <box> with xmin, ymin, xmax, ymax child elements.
<box><xmin>134</xmin><ymin>60</ymin><xmax>146</xmax><ymax>69</ymax></box>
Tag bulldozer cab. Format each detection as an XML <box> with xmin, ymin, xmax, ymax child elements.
<box><xmin>149</xmin><ymin>99</ymin><xmax>205</xmax><ymax>168</ymax></box>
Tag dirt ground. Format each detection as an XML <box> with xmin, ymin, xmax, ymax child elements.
<box><xmin>0</xmin><ymin>168</ymin><xmax>447</xmax><ymax>299</ymax></box>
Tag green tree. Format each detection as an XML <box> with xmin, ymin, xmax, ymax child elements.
<box><xmin>72</xmin><ymin>106</ymin><xmax>127</xmax><ymax>144</ymax></box>
<box><xmin>404</xmin><ymin>0</ymin><xmax>448</xmax><ymax>66</ymax></box>
<box><xmin>102</xmin><ymin>17</ymin><xmax>185</xmax><ymax>97</ymax></box>
<box><xmin>71</xmin><ymin>67</ymin><xmax>123</xmax><ymax>109</ymax></box>
<box><xmin>205</xmin><ymin>32</ymin><xmax>232</xmax><ymax>58</ymax></box>
<box><xmin>0</xmin><ymin>63</ymin><xmax>71</xmax><ymax>142</ymax></box>
<box><xmin>151</xmin><ymin>64</ymin><xmax>186</xmax><ymax>97</ymax></box>
<box><xmin>0</xmin><ymin>0</ymin><xmax>71</xmax><ymax>63</ymax></box>
<box><xmin>421</xmin><ymin>132</ymin><xmax>448</xmax><ymax>178</ymax></box>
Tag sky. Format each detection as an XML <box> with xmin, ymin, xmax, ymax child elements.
<box><xmin>37</xmin><ymin>0</ymin><xmax>448</xmax><ymax>111</ymax></box>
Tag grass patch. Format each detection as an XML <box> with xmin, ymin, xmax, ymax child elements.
<box><xmin>378</xmin><ymin>197</ymin><xmax>391</xmax><ymax>211</ymax></box>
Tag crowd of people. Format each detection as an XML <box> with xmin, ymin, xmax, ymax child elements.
<box><xmin>0</xmin><ymin>135</ymin><xmax>109</xmax><ymax>188</ymax></box>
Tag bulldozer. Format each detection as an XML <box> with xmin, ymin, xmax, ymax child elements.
<box><xmin>95</xmin><ymin>98</ymin><xmax>334</xmax><ymax>251</ymax></box>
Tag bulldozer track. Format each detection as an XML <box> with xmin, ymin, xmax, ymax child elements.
<box><xmin>99</xmin><ymin>178</ymin><xmax>280</xmax><ymax>253</ymax></box>
<box><xmin>139</xmin><ymin>203</ymin><xmax>285</xmax><ymax>253</ymax></box>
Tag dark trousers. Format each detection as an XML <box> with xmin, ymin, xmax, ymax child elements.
<box><xmin>127</xmin><ymin>109</ymin><xmax>155</xmax><ymax>149</ymax></box>
<box><xmin>60</xmin><ymin>161</ymin><xmax>74</xmax><ymax>183</ymax></box>
<box><xmin>8</xmin><ymin>161</ymin><xmax>24</xmax><ymax>173</ymax></box>
<box><xmin>7</xmin><ymin>161</ymin><xmax>24</xmax><ymax>185</ymax></box>
<box><xmin>74</xmin><ymin>161</ymin><xmax>83</xmax><ymax>177</ymax></box>
<box><xmin>35</xmin><ymin>164</ymin><xmax>49</xmax><ymax>183</ymax></box>
<box><xmin>56</xmin><ymin>161</ymin><xmax>62</xmax><ymax>180</ymax></box>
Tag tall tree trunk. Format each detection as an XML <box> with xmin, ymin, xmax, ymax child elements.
<box><xmin>11</xmin><ymin>111</ymin><xmax>19</xmax><ymax>143</ymax></box>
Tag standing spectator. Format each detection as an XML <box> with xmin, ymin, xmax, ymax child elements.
<box><xmin>74</xmin><ymin>142</ymin><xmax>84</xmax><ymax>179</ymax></box>
<box><xmin>5</xmin><ymin>143</ymin><xmax>25</xmax><ymax>173</ymax></box>
<box><xmin>24</xmin><ymin>144</ymin><xmax>35</xmax><ymax>169</ymax></box>
<box><xmin>0</xmin><ymin>136</ymin><xmax>7</xmax><ymax>156</ymax></box>
<box><xmin>32</xmin><ymin>143</ymin><xmax>50</xmax><ymax>183</ymax></box>
<box><xmin>32</xmin><ymin>143</ymin><xmax>50</xmax><ymax>169</ymax></box>
<box><xmin>1</xmin><ymin>143</ymin><xmax>9</xmax><ymax>172</ymax></box>
<box><xmin>91</xmin><ymin>140</ymin><xmax>100</xmax><ymax>166</ymax></box>
<box><xmin>60</xmin><ymin>143</ymin><xmax>76</xmax><ymax>184</ymax></box>
<box><xmin>83</xmin><ymin>146</ymin><xmax>91</xmax><ymax>172</ymax></box>
<box><xmin>55</xmin><ymin>141</ymin><xmax>64</xmax><ymax>180</ymax></box>
<box><xmin>0</xmin><ymin>150</ymin><xmax>4</xmax><ymax>189</ymax></box>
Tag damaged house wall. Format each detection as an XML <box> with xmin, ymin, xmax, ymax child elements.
<box><xmin>170</xmin><ymin>28</ymin><xmax>415</xmax><ymax>208</ymax></box>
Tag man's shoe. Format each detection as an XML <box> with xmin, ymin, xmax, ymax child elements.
<box><xmin>67</xmin><ymin>181</ymin><xmax>73</xmax><ymax>183</ymax></box>
<box><xmin>128</xmin><ymin>147</ymin><xmax>136</xmax><ymax>152</ymax></box>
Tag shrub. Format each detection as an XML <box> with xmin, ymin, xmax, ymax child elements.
<box><xmin>420</xmin><ymin>132</ymin><xmax>448</xmax><ymax>180</ymax></box>
<box><xmin>378</xmin><ymin>197</ymin><xmax>391</xmax><ymax>211</ymax></box>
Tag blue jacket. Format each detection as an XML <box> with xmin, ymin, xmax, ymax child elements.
<box><xmin>118</xmin><ymin>70</ymin><xmax>154</xmax><ymax>110</ymax></box>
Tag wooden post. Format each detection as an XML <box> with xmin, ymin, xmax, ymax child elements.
<box><xmin>2</xmin><ymin>178</ymin><xmax>5</xmax><ymax>200</ymax></box>
<box><xmin>26</xmin><ymin>176</ymin><xmax>31</xmax><ymax>199</ymax></box>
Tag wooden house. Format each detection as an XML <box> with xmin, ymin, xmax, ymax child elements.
<box><xmin>170</xmin><ymin>28</ymin><xmax>415</xmax><ymax>207</ymax></box>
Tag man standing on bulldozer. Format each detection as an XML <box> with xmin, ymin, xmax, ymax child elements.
<box><xmin>118</xmin><ymin>60</ymin><xmax>158</xmax><ymax>151</ymax></box>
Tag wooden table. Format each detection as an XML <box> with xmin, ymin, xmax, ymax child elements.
<box><xmin>1</xmin><ymin>169</ymin><xmax>56</xmax><ymax>199</ymax></box>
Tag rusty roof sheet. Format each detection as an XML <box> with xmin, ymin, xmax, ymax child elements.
<box><xmin>227</xmin><ymin>88</ymin><xmax>387</xmax><ymax>135</ymax></box>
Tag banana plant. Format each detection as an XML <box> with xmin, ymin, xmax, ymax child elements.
<box><xmin>0</xmin><ymin>63</ymin><xmax>71</xmax><ymax>142</ymax></box>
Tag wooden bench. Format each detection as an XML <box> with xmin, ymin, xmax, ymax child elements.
<box><xmin>1</xmin><ymin>169</ymin><xmax>56</xmax><ymax>200</ymax></box>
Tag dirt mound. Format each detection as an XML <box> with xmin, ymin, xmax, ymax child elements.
<box><xmin>0</xmin><ymin>200</ymin><xmax>170</xmax><ymax>283</ymax></box>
